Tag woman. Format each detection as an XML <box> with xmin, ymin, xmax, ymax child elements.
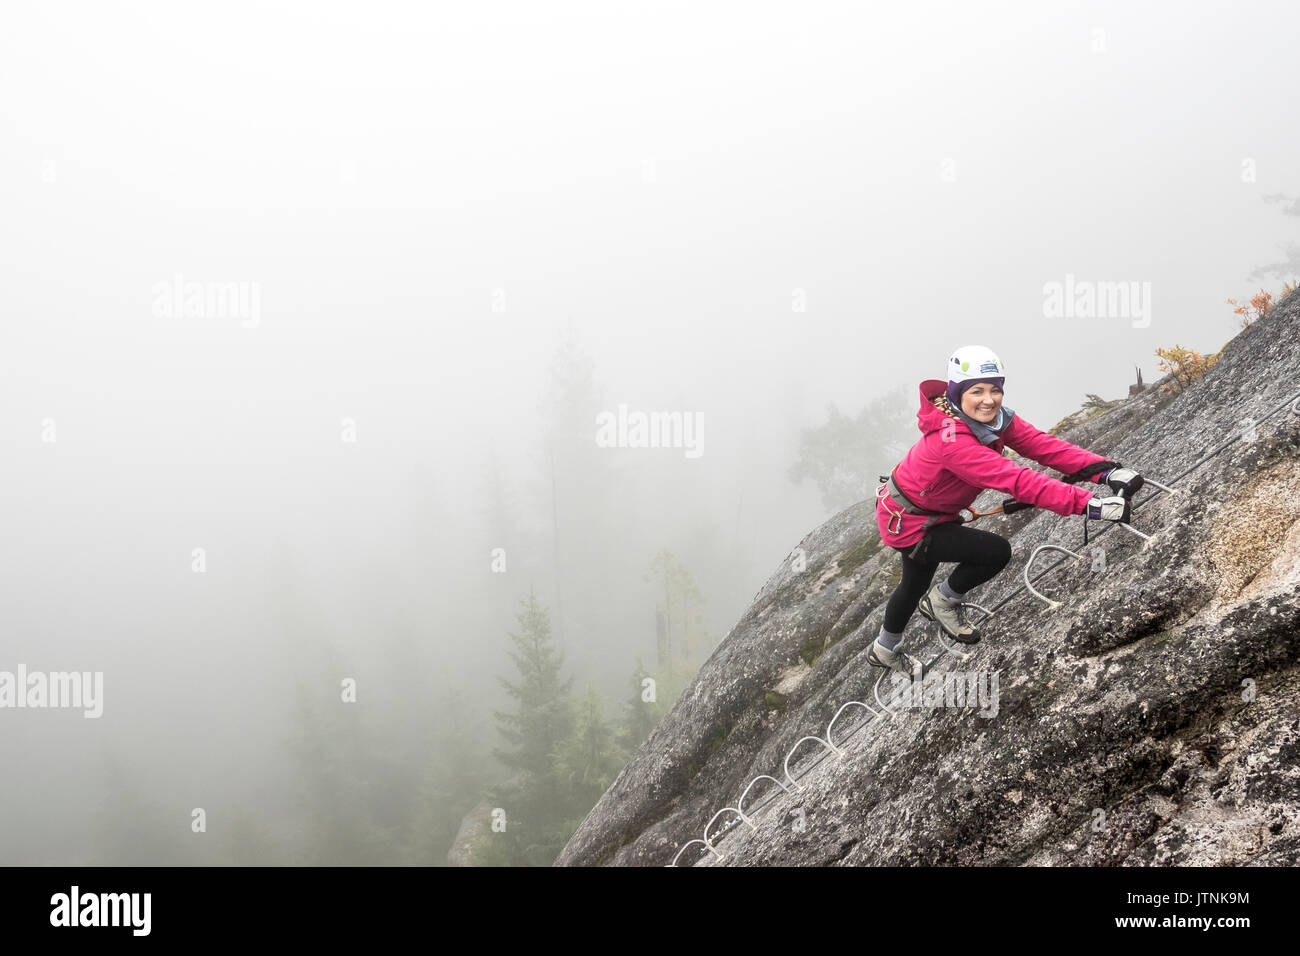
<box><xmin>870</xmin><ymin>345</ymin><xmax>1143</xmax><ymax>677</ymax></box>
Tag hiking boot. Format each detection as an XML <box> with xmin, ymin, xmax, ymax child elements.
<box><xmin>918</xmin><ymin>584</ymin><xmax>981</xmax><ymax>644</ymax></box>
<box><xmin>866</xmin><ymin>640</ymin><xmax>929</xmax><ymax>679</ymax></box>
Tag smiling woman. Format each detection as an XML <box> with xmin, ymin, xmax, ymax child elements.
<box><xmin>960</xmin><ymin>381</ymin><xmax>1003</xmax><ymax>424</ymax></box>
<box><xmin>868</xmin><ymin>345</ymin><xmax>1145</xmax><ymax>678</ymax></box>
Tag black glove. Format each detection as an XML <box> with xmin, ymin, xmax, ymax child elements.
<box><xmin>1104</xmin><ymin>467</ymin><xmax>1144</xmax><ymax>499</ymax></box>
<box><xmin>1086</xmin><ymin>495</ymin><xmax>1132</xmax><ymax>523</ymax></box>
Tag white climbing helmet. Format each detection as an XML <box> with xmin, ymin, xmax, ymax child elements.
<box><xmin>947</xmin><ymin>345</ymin><xmax>1006</xmax><ymax>385</ymax></box>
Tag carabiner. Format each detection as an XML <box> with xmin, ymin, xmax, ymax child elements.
<box><xmin>877</xmin><ymin>482</ymin><xmax>905</xmax><ymax>535</ymax></box>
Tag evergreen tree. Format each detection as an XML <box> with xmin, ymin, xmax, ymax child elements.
<box><xmin>402</xmin><ymin>686</ymin><xmax>494</xmax><ymax>865</ymax></box>
<box><xmin>483</xmin><ymin>590</ymin><xmax>575</xmax><ymax>865</ymax></box>
<box><xmin>284</xmin><ymin>682</ymin><xmax>399</xmax><ymax>865</ymax></box>
<box><xmin>788</xmin><ymin>385</ymin><xmax>913</xmax><ymax>513</ymax></box>
<box><xmin>555</xmin><ymin>686</ymin><xmax>627</xmax><ymax>832</ymax></box>
<box><xmin>530</xmin><ymin>328</ymin><xmax>633</xmax><ymax>658</ymax></box>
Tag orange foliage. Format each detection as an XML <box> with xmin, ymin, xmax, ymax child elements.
<box><xmin>1154</xmin><ymin>345</ymin><xmax>1220</xmax><ymax>394</ymax></box>
<box><xmin>1225</xmin><ymin>289</ymin><xmax>1274</xmax><ymax>328</ymax></box>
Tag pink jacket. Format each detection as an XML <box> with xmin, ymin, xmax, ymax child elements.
<box><xmin>875</xmin><ymin>380</ymin><xmax>1114</xmax><ymax>548</ymax></box>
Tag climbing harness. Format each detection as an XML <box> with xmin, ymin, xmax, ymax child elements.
<box><xmin>669</xmin><ymin>383</ymin><xmax>1300</xmax><ymax>866</ymax></box>
<box><xmin>876</xmin><ymin>469</ymin><xmax>953</xmax><ymax>558</ymax></box>
<box><xmin>877</xmin><ymin>463</ymin><xmax>1036</xmax><ymax>560</ymax></box>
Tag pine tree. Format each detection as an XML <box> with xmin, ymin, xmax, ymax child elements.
<box><xmin>402</xmin><ymin>686</ymin><xmax>493</xmax><ymax>865</ymax></box>
<box><xmin>554</xmin><ymin>687</ymin><xmax>626</xmax><ymax>836</ymax></box>
<box><xmin>484</xmin><ymin>590</ymin><xmax>575</xmax><ymax>865</ymax></box>
<box><xmin>284</xmin><ymin>682</ymin><xmax>398</xmax><ymax>865</ymax></box>
<box><xmin>530</xmin><ymin>328</ymin><xmax>632</xmax><ymax>656</ymax></box>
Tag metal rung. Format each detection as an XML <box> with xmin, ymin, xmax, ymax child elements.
<box><xmin>783</xmin><ymin>735</ymin><xmax>842</xmax><ymax>791</ymax></box>
<box><xmin>826</xmin><ymin>700</ymin><xmax>881</xmax><ymax>750</ymax></box>
<box><xmin>873</xmin><ymin>665</ymin><xmax>916</xmax><ymax>716</ymax></box>
<box><xmin>1023</xmin><ymin>543</ymin><xmax>1086</xmax><ymax>608</ymax></box>
<box><xmin>872</xmin><ymin>646</ymin><xmax>955</xmax><ymax>715</ymax></box>
<box><xmin>669</xmin><ymin>838</ymin><xmax>722</xmax><ymax>867</ymax></box>
<box><xmin>1141</xmin><ymin>476</ymin><xmax>1182</xmax><ymax>495</ymax></box>
<box><xmin>737</xmin><ymin>774</ymin><xmax>794</xmax><ymax>819</ymax></box>
<box><xmin>1115</xmin><ymin>520</ymin><xmax>1152</xmax><ymax>541</ymax></box>
<box><xmin>704</xmin><ymin>807</ymin><xmax>755</xmax><ymax>849</ymax></box>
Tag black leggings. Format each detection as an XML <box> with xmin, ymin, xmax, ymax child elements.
<box><xmin>883</xmin><ymin>521</ymin><xmax>1012</xmax><ymax>633</ymax></box>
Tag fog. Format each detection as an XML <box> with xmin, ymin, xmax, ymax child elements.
<box><xmin>1</xmin><ymin>0</ymin><xmax>1296</xmax><ymax>864</ymax></box>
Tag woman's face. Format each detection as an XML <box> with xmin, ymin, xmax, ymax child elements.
<box><xmin>961</xmin><ymin>382</ymin><xmax>1003</xmax><ymax>423</ymax></box>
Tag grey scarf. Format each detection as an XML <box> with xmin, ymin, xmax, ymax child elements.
<box><xmin>955</xmin><ymin>403</ymin><xmax>1015</xmax><ymax>446</ymax></box>
<box><xmin>934</xmin><ymin>393</ymin><xmax>1016</xmax><ymax>447</ymax></box>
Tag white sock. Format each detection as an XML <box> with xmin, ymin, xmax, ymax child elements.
<box><xmin>938</xmin><ymin>579</ymin><xmax>965</xmax><ymax>602</ymax></box>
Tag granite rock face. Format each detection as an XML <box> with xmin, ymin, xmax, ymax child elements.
<box><xmin>555</xmin><ymin>293</ymin><xmax>1300</xmax><ymax>867</ymax></box>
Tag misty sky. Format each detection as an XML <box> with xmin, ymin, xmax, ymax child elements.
<box><xmin>1</xmin><ymin>1</ymin><xmax>1297</xmax><ymax>864</ymax></box>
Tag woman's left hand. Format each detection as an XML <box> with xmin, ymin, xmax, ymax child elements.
<box><xmin>1105</xmin><ymin>467</ymin><xmax>1144</xmax><ymax>498</ymax></box>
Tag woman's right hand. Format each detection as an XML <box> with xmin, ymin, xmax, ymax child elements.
<box><xmin>1086</xmin><ymin>495</ymin><xmax>1132</xmax><ymax>522</ymax></box>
